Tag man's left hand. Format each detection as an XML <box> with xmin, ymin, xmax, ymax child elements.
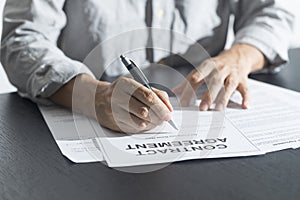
<box><xmin>173</xmin><ymin>43</ymin><xmax>266</xmax><ymax>111</ymax></box>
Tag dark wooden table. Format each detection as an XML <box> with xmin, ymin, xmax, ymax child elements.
<box><xmin>0</xmin><ymin>49</ymin><xmax>300</xmax><ymax>200</ymax></box>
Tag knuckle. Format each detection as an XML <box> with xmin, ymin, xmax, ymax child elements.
<box><xmin>231</xmin><ymin>69</ymin><xmax>239</xmax><ymax>76</ymax></box>
<box><xmin>210</xmin><ymin>76</ymin><xmax>220</xmax><ymax>85</ymax></box>
<box><xmin>216</xmin><ymin>64</ymin><xmax>226</xmax><ymax>72</ymax></box>
<box><xmin>202</xmin><ymin>59</ymin><xmax>211</xmax><ymax>66</ymax></box>
<box><xmin>226</xmin><ymin>77</ymin><xmax>238</xmax><ymax>87</ymax></box>
<box><xmin>136</xmin><ymin>121</ymin><xmax>148</xmax><ymax>130</ymax></box>
<box><xmin>190</xmin><ymin>73</ymin><xmax>200</xmax><ymax>83</ymax></box>
<box><xmin>204</xmin><ymin>59</ymin><xmax>215</xmax><ymax>67</ymax></box>
<box><xmin>144</xmin><ymin>90</ymin><xmax>155</xmax><ymax>104</ymax></box>
<box><xmin>117</xmin><ymin>76</ymin><xmax>131</xmax><ymax>85</ymax></box>
<box><xmin>160</xmin><ymin>91</ymin><xmax>169</xmax><ymax>99</ymax></box>
<box><xmin>160</xmin><ymin>90</ymin><xmax>167</xmax><ymax>95</ymax></box>
<box><xmin>140</xmin><ymin>107</ymin><xmax>149</xmax><ymax>118</ymax></box>
<box><xmin>232</xmin><ymin>64</ymin><xmax>239</xmax><ymax>70</ymax></box>
<box><xmin>241</xmin><ymin>85</ymin><xmax>249</xmax><ymax>93</ymax></box>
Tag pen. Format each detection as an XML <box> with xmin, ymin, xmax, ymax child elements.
<box><xmin>120</xmin><ymin>55</ymin><xmax>178</xmax><ymax>130</ymax></box>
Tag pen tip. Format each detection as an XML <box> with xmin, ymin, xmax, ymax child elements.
<box><xmin>168</xmin><ymin>120</ymin><xmax>178</xmax><ymax>130</ymax></box>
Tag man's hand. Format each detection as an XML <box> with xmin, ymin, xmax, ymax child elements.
<box><xmin>94</xmin><ymin>76</ymin><xmax>173</xmax><ymax>133</ymax></box>
<box><xmin>50</xmin><ymin>74</ymin><xmax>173</xmax><ymax>133</ymax></box>
<box><xmin>173</xmin><ymin>43</ymin><xmax>266</xmax><ymax>111</ymax></box>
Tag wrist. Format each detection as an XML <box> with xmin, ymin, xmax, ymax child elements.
<box><xmin>230</xmin><ymin>43</ymin><xmax>266</xmax><ymax>73</ymax></box>
<box><xmin>50</xmin><ymin>74</ymin><xmax>110</xmax><ymax>116</ymax></box>
<box><xmin>72</xmin><ymin>74</ymin><xmax>111</xmax><ymax>117</ymax></box>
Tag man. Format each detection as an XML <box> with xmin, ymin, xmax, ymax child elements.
<box><xmin>1</xmin><ymin>0</ymin><xmax>294</xmax><ymax>133</ymax></box>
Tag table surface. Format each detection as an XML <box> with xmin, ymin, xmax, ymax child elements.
<box><xmin>1</xmin><ymin>49</ymin><xmax>300</xmax><ymax>200</ymax></box>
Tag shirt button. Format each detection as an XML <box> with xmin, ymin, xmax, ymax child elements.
<box><xmin>158</xmin><ymin>9</ymin><xmax>164</xmax><ymax>18</ymax></box>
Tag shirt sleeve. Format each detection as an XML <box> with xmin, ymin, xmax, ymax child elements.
<box><xmin>1</xmin><ymin>0</ymin><xmax>94</xmax><ymax>104</ymax></box>
<box><xmin>230</xmin><ymin>0</ymin><xmax>295</xmax><ymax>73</ymax></box>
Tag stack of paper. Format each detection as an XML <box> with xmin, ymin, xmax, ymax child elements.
<box><xmin>39</xmin><ymin>79</ymin><xmax>300</xmax><ymax>167</ymax></box>
<box><xmin>0</xmin><ymin>64</ymin><xmax>17</xmax><ymax>94</ymax></box>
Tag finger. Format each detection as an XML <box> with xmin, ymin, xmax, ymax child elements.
<box><xmin>132</xmin><ymin>87</ymin><xmax>172</xmax><ymax>121</ymax></box>
<box><xmin>118</xmin><ymin>114</ymin><xmax>160</xmax><ymax>133</ymax></box>
<box><xmin>180</xmin><ymin>80</ymin><xmax>200</xmax><ymax>107</ymax></box>
<box><xmin>112</xmin><ymin>77</ymin><xmax>171</xmax><ymax>121</ymax></box>
<box><xmin>172</xmin><ymin>62</ymin><xmax>211</xmax><ymax>95</ymax></box>
<box><xmin>117</xmin><ymin>120</ymin><xmax>157</xmax><ymax>134</ymax></box>
<box><xmin>123</xmin><ymin>96</ymin><xmax>163</xmax><ymax>125</ymax></box>
<box><xmin>116</xmin><ymin>119</ymin><xmax>146</xmax><ymax>134</ymax></box>
<box><xmin>215</xmin><ymin>75</ymin><xmax>239</xmax><ymax>111</ymax></box>
<box><xmin>237</xmin><ymin>82</ymin><xmax>250</xmax><ymax>109</ymax></box>
<box><xmin>112</xmin><ymin>86</ymin><xmax>163</xmax><ymax>125</ymax></box>
<box><xmin>152</xmin><ymin>88</ymin><xmax>173</xmax><ymax>112</ymax></box>
<box><xmin>179</xmin><ymin>72</ymin><xmax>205</xmax><ymax>107</ymax></box>
<box><xmin>200</xmin><ymin>72</ymin><xmax>226</xmax><ymax>111</ymax></box>
<box><xmin>172</xmin><ymin>81</ymin><xmax>186</xmax><ymax>95</ymax></box>
<box><xmin>198</xmin><ymin>59</ymin><xmax>219</xmax><ymax>79</ymax></box>
<box><xmin>113</xmin><ymin>77</ymin><xmax>138</xmax><ymax>92</ymax></box>
<box><xmin>180</xmin><ymin>60</ymin><xmax>216</xmax><ymax>106</ymax></box>
<box><xmin>116</xmin><ymin>108</ymin><xmax>158</xmax><ymax>133</ymax></box>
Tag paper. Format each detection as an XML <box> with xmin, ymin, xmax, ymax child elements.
<box><xmin>98</xmin><ymin>111</ymin><xmax>261</xmax><ymax>167</ymax></box>
<box><xmin>0</xmin><ymin>64</ymin><xmax>17</xmax><ymax>94</ymax></box>
<box><xmin>56</xmin><ymin>139</ymin><xmax>103</xmax><ymax>163</ymax></box>
<box><xmin>39</xmin><ymin>105</ymin><xmax>104</xmax><ymax>163</ymax></box>
<box><xmin>39</xmin><ymin>79</ymin><xmax>300</xmax><ymax>167</ymax></box>
<box><xmin>227</xmin><ymin>79</ymin><xmax>300</xmax><ymax>152</ymax></box>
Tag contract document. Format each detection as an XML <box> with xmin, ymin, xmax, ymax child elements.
<box><xmin>39</xmin><ymin>106</ymin><xmax>104</xmax><ymax>163</ymax></box>
<box><xmin>228</xmin><ymin>80</ymin><xmax>300</xmax><ymax>152</ymax></box>
<box><xmin>98</xmin><ymin>111</ymin><xmax>261</xmax><ymax>167</ymax></box>
<box><xmin>0</xmin><ymin>64</ymin><xmax>17</xmax><ymax>94</ymax></box>
<box><xmin>39</xmin><ymin>79</ymin><xmax>300</xmax><ymax>167</ymax></box>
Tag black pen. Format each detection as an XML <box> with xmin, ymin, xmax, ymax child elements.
<box><xmin>120</xmin><ymin>55</ymin><xmax>178</xmax><ymax>130</ymax></box>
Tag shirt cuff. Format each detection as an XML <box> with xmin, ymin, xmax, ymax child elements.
<box><xmin>233</xmin><ymin>26</ymin><xmax>289</xmax><ymax>73</ymax></box>
<box><xmin>19</xmin><ymin>60</ymin><xmax>95</xmax><ymax>105</ymax></box>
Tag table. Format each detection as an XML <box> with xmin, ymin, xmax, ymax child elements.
<box><xmin>0</xmin><ymin>49</ymin><xmax>300</xmax><ymax>200</ymax></box>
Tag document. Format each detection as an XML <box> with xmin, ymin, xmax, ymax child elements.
<box><xmin>39</xmin><ymin>79</ymin><xmax>300</xmax><ymax>167</ymax></box>
<box><xmin>98</xmin><ymin>111</ymin><xmax>261</xmax><ymax>167</ymax></box>
<box><xmin>39</xmin><ymin>105</ymin><xmax>104</xmax><ymax>163</ymax></box>
<box><xmin>0</xmin><ymin>64</ymin><xmax>17</xmax><ymax>94</ymax></box>
<box><xmin>227</xmin><ymin>79</ymin><xmax>300</xmax><ymax>152</ymax></box>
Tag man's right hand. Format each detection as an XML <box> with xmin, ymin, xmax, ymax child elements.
<box><xmin>50</xmin><ymin>74</ymin><xmax>173</xmax><ymax>133</ymax></box>
<box><xmin>94</xmin><ymin>76</ymin><xmax>173</xmax><ymax>133</ymax></box>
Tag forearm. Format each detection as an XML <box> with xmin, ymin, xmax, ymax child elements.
<box><xmin>219</xmin><ymin>43</ymin><xmax>266</xmax><ymax>74</ymax></box>
<box><xmin>50</xmin><ymin>73</ymin><xmax>173</xmax><ymax>133</ymax></box>
<box><xmin>50</xmin><ymin>74</ymin><xmax>110</xmax><ymax>116</ymax></box>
